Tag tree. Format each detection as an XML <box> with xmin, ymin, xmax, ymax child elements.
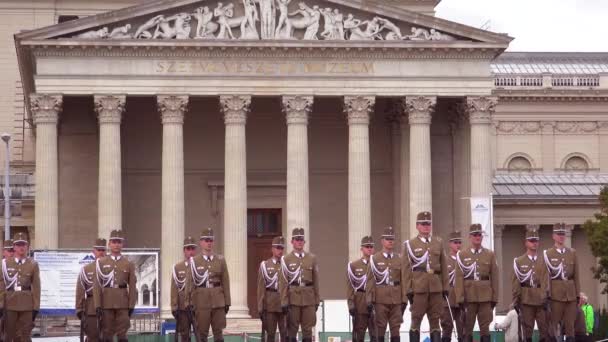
<box><xmin>583</xmin><ymin>185</ymin><xmax>608</xmax><ymax>294</ymax></box>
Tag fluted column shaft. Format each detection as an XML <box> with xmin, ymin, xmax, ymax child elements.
<box><xmin>344</xmin><ymin>96</ymin><xmax>375</xmax><ymax>260</ymax></box>
<box><xmin>467</xmin><ymin>97</ymin><xmax>497</xmax><ymax>198</ymax></box>
<box><xmin>95</xmin><ymin>95</ymin><xmax>126</xmax><ymax>239</ymax></box>
<box><xmin>405</xmin><ymin>96</ymin><xmax>436</xmax><ymax>236</ymax></box>
<box><xmin>158</xmin><ymin>95</ymin><xmax>188</xmax><ymax>318</ymax></box>
<box><xmin>282</xmin><ymin>96</ymin><xmax>313</xmax><ymax>244</ymax></box>
<box><xmin>31</xmin><ymin>94</ymin><xmax>62</xmax><ymax>249</ymax></box>
<box><xmin>220</xmin><ymin>95</ymin><xmax>251</xmax><ymax>318</ymax></box>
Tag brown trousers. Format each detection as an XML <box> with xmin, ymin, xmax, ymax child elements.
<box><xmin>195</xmin><ymin>307</ymin><xmax>226</xmax><ymax>340</ymax></box>
<box><xmin>84</xmin><ymin>314</ymin><xmax>99</xmax><ymax>342</ymax></box>
<box><xmin>521</xmin><ymin>304</ymin><xmax>549</xmax><ymax>341</ymax></box>
<box><xmin>464</xmin><ymin>302</ymin><xmax>493</xmax><ymax>337</ymax></box>
<box><xmin>440</xmin><ymin>306</ymin><xmax>464</xmax><ymax>339</ymax></box>
<box><xmin>550</xmin><ymin>300</ymin><xmax>576</xmax><ymax>338</ymax></box>
<box><xmin>374</xmin><ymin>304</ymin><xmax>403</xmax><ymax>338</ymax></box>
<box><xmin>263</xmin><ymin>311</ymin><xmax>287</xmax><ymax>342</ymax></box>
<box><xmin>4</xmin><ymin>311</ymin><xmax>33</xmax><ymax>342</ymax></box>
<box><xmin>175</xmin><ymin>310</ymin><xmax>192</xmax><ymax>341</ymax></box>
<box><xmin>352</xmin><ymin>313</ymin><xmax>376</xmax><ymax>342</ymax></box>
<box><xmin>102</xmin><ymin>309</ymin><xmax>130</xmax><ymax>340</ymax></box>
<box><xmin>288</xmin><ymin>305</ymin><xmax>316</xmax><ymax>339</ymax></box>
<box><xmin>410</xmin><ymin>292</ymin><xmax>443</xmax><ymax>332</ymax></box>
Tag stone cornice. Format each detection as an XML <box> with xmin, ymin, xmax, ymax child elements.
<box><xmin>282</xmin><ymin>96</ymin><xmax>314</xmax><ymax>125</ymax></box>
<box><xmin>344</xmin><ymin>96</ymin><xmax>376</xmax><ymax>125</ymax></box>
<box><xmin>493</xmin><ymin>89</ymin><xmax>608</xmax><ymax>102</ymax></box>
<box><xmin>157</xmin><ymin>95</ymin><xmax>188</xmax><ymax>124</ymax></box>
<box><xmin>30</xmin><ymin>94</ymin><xmax>62</xmax><ymax>125</ymax></box>
<box><xmin>94</xmin><ymin>95</ymin><xmax>126</xmax><ymax>124</ymax></box>
<box><xmin>220</xmin><ymin>95</ymin><xmax>251</xmax><ymax>125</ymax></box>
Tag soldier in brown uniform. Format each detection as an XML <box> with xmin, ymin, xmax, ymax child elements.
<box><xmin>93</xmin><ymin>230</ymin><xmax>137</xmax><ymax>342</ymax></box>
<box><xmin>544</xmin><ymin>223</ymin><xmax>580</xmax><ymax>342</ymax></box>
<box><xmin>186</xmin><ymin>228</ymin><xmax>231</xmax><ymax>342</ymax></box>
<box><xmin>512</xmin><ymin>227</ymin><xmax>549</xmax><ymax>342</ymax></box>
<box><xmin>75</xmin><ymin>238</ymin><xmax>107</xmax><ymax>342</ymax></box>
<box><xmin>0</xmin><ymin>232</ymin><xmax>40</xmax><ymax>342</ymax></box>
<box><xmin>0</xmin><ymin>239</ymin><xmax>14</xmax><ymax>341</ymax></box>
<box><xmin>454</xmin><ymin>224</ymin><xmax>499</xmax><ymax>342</ymax></box>
<box><xmin>347</xmin><ymin>236</ymin><xmax>375</xmax><ymax>342</ymax></box>
<box><xmin>171</xmin><ymin>237</ymin><xmax>197</xmax><ymax>342</ymax></box>
<box><xmin>440</xmin><ymin>231</ymin><xmax>464</xmax><ymax>342</ymax></box>
<box><xmin>366</xmin><ymin>227</ymin><xmax>406</xmax><ymax>342</ymax></box>
<box><xmin>279</xmin><ymin>228</ymin><xmax>320</xmax><ymax>342</ymax></box>
<box><xmin>258</xmin><ymin>236</ymin><xmax>287</xmax><ymax>342</ymax></box>
<box><xmin>403</xmin><ymin>212</ymin><xmax>449</xmax><ymax>342</ymax></box>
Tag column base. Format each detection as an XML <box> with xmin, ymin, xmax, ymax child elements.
<box><xmin>227</xmin><ymin>305</ymin><xmax>251</xmax><ymax>318</ymax></box>
<box><xmin>160</xmin><ymin>308</ymin><xmax>173</xmax><ymax>320</ymax></box>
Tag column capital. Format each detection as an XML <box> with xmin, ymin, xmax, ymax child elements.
<box><xmin>494</xmin><ymin>224</ymin><xmax>506</xmax><ymax>238</ymax></box>
<box><xmin>404</xmin><ymin>96</ymin><xmax>436</xmax><ymax>125</ymax></box>
<box><xmin>30</xmin><ymin>94</ymin><xmax>62</xmax><ymax>125</ymax></box>
<box><xmin>282</xmin><ymin>96</ymin><xmax>313</xmax><ymax>125</ymax></box>
<box><xmin>466</xmin><ymin>96</ymin><xmax>498</xmax><ymax>124</ymax></box>
<box><xmin>344</xmin><ymin>96</ymin><xmax>375</xmax><ymax>125</ymax></box>
<box><xmin>157</xmin><ymin>95</ymin><xmax>189</xmax><ymax>125</ymax></box>
<box><xmin>94</xmin><ymin>95</ymin><xmax>126</xmax><ymax>124</ymax></box>
<box><xmin>220</xmin><ymin>95</ymin><xmax>251</xmax><ymax>125</ymax></box>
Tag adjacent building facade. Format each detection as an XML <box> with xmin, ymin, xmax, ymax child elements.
<box><xmin>1</xmin><ymin>0</ymin><xmax>607</xmax><ymax>319</ymax></box>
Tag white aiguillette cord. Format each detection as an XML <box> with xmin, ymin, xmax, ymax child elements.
<box><xmin>449</xmin><ymin>256</ymin><xmax>456</xmax><ymax>286</ymax></box>
<box><xmin>260</xmin><ymin>260</ymin><xmax>278</xmax><ymax>290</ymax></box>
<box><xmin>543</xmin><ymin>249</ymin><xmax>566</xmax><ymax>280</ymax></box>
<box><xmin>513</xmin><ymin>258</ymin><xmax>534</xmax><ymax>286</ymax></box>
<box><xmin>369</xmin><ymin>255</ymin><xmax>389</xmax><ymax>285</ymax></box>
<box><xmin>280</xmin><ymin>256</ymin><xmax>301</xmax><ymax>285</ymax></box>
<box><xmin>2</xmin><ymin>259</ymin><xmax>17</xmax><ymax>290</ymax></box>
<box><xmin>96</xmin><ymin>259</ymin><xmax>114</xmax><ymax>288</ymax></box>
<box><xmin>404</xmin><ymin>240</ymin><xmax>430</xmax><ymax>272</ymax></box>
<box><xmin>456</xmin><ymin>251</ymin><xmax>478</xmax><ymax>281</ymax></box>
<box><xmin>347</xmin><ymin>261</ymin><xmax>367</xmax><ymax>291</ymax></box>
<box><xmin>173</xmin><ymin>263</ymin><xmax>186</xmax><ymax>291</ymax></box>
<box><xmin>189</xmin><ymin>256</ymin><xmax>209</xmax><ymax>287</ymax></box>
<box><xmin>79</xmin><ymin>265</ymin><xmax>93</xmax><ymax>294</ymax></box>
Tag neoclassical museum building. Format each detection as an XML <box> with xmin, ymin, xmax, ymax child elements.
<box><xmin>1</xmin><ymin>0</ymin><xmax>607</xmax><ymax>319</ymax></box>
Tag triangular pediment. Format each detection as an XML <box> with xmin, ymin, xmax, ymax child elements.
<box><xmin>15</xmin><ymin>0</ymin><xmax>512</xmax><ymax>45</ymax></box>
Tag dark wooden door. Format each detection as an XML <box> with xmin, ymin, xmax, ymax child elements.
<box><xmin>247</xmin><ymin>209</ymin><xmax>282</xmax><ymax>318</ymax></box>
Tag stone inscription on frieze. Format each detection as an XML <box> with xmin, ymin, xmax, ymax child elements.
<box><xmin>154</xmin><ymin>60</ymin><xmax>375</xmax><ymax>76</ymax></box>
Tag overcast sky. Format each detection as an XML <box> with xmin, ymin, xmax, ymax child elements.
<box><xmin>435</xmin><ymin>0</ymin><xmax>608</xmax><ymax>52</ymax></box>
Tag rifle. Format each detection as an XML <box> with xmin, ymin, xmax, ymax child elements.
<box><xmin>514</xmin><ymin>304</ymin><xmax>524</xmax><ymax>342</ymax></box>
<box><xmin>260</xmin><ymin>311</ymin><xmax>267</xmax><ymax>342</ymax></box>
<box><xmin>444</xmin><ymin>294</ymin><xmax>459</xmax><ymax>341</ymax></box>
<box><xmin>187</xmin><ymin>307</ymin><xmax>202</xmax><ymax>342</ymax></box>
<box><xmin>351</xmin><ymin>311</ymin><xmax>357</xmax><ymax>342</ymax></box>
<box><xmin>96</xmin><ymin>309</ymin><xmax>103</xmax><ymax>342</ymax></box>
<box><xmin>174</xmin><ymin>310</ymin><xmax>180</xmax><ymax>342</ymax></box>
<box><xmin>79</xmin><ymin>311</ymin><xmax>86</xmax><ymax>342</ymax></box>
<box><xmin>369</xmin><ymin>305</ymin><xmax>379</xmax><ymax>342</ymax></box>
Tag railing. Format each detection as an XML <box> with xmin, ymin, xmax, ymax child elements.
<box><xmin>494</xmin><ymin>74</ymin><xmax>601</xmax><ymax>88</ymax></box>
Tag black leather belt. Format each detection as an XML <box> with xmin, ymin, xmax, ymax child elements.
<box><xmin>413</xmin><ymin>267</ymin><xmax>440</xmax><ymax>274</ymax></box>
<box><xmin>266</xmin><ymin>288</ymin><xmax>278</xmax><ymax>292</ymax></box>
<box><xmin>356</xmin><ymin>289</ymin><xmax>366</xmax><ymax>293</ymax></box>
<box><xmin>521</xmin><ymin>283</ymin><xmax>540</xmax><ymax>288</ymax></box>
<box><xmin>105</xmin><ymin>284</ymin><xmax>127</xmax><ymax>289</ymax></box>
<box><xmin>465</xmin><ymin>276</ymin><xmax>489</xmax><ymax>281</ymax></box>
<box><xmin>8</xmin><ymin>286</ymin><xmax>31</xmax><ymax>291</ymax></box>
<box><xmin>197</xmin><ymin>282</ymin><xmax>222</xmax><ymax>288</ymax></box>
<box><xmin>379</xmin><ymin>281</ymin><xmax>400</xmax><ymax>286</ymax></box>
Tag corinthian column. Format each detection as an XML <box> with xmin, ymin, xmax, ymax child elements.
<box><xmin>344</xmin><ymin>96</ymin><xmax>375</xmax><ymax>260</ymax></box>
<box><xmin>467</xmin><ymin>97</ymin><xmax>497</xmax><ymax>198</ymax></box>
<box><xmin>94</xmin><ymin>95</ymin><xmax>126</xmax><ymax>239</ymax></box>
<box><xmin>31</xmin><ymin>94</ymin><xmax>62</xmax><ymax>249</ymax></box>
<box><xmin>157</xmin><ymin>95</ymin><xmax>188</xmax><ymax>318</ymax></box>
<box><xmin>220</xmin><ymin>95</ymin><xmax>251</xmax><ymax>318</ymax></box>
<box><xmin>404</xmin><ymin>96</ymin><xmax>436</xmax><ymax>236</ymax></box>
<box><xmin>282</xmin><ymin>96</ymin><xmax>313</xmax><ymax>244</ymax></box>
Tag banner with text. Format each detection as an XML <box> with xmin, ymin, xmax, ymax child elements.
<box><xmin>470</xmin><ymin>196</ymin><xmax>494</xmax><ymax>249</ymax></box>
<box><xmin>33</xmin><ymin>250</ymin><xmax>160</xmax><ymax>316</ymax></box>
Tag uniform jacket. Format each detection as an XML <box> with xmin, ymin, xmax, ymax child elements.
<box><xmin>454</xmin><ymin>248</ymin><xmax>499</xmax><ymax>304</ymax></box>
<box><xmin>444</xmin><ymin>254</ymin><xmax>462</xmax><ymax>307</ymax></box>
<box><xmin>402</xmin><ymin>236</ymin><xmax>449</xmax><ymax>294</ymax></box>
<box><xmin>75</xmin><ymin>262</ymin><xmax>96</xmax><ymax>316</ymax></box>
<box><xmin>511</xmin><ymin>254</ymin><xmax>549</xmax><ymax>306</ymax></box>
<box><xmin>346</xmin><ymin>257</ymin><xmax>372</xmax><ymax>314</ymax></box>
<box><xmin>171</xmin><ymin>259</ymin><xmax>189</xmax><ymax>312</ymax></box>
<box><xmin>365</xmin><ymin>251</ymin><xmax>406</xmax><ymax>305</ymax></box>
<box><xmin>544</xmin><ymin>247</ymin><xmax>580</xmax><ymax>302</ymax></box>
<box><xmin>279</xmin><ymin>251</ymin><xmax>320</xmax><ymax>307</ymax></box>
<box><xmin>257</xmin><ymin>257</ymin><xmax>282</xmax><ymax>313</ymax></box>
<box><xmin>186</xmin><ymin>254</ymin><xmax>231</xmax><ymax>309</ymax></box>
<box><xmin>0</xmin><ymin>257</ymin><xmax>40</xmax><ymax>311</ymax></box>
<box><xmin>93</xmin><ymin>255</ymin><xmax>137</xmax><ymax>310</ymax></box>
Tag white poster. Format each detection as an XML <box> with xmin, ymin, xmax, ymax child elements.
<box><xmin>33</xmin><ymin>249</ymin><xmax>160</xmax><ymax>316</ymax></box>
<box><xmin>470</xmin><ymin>196</ymin><xmax>494</xmax><ymax>249</ymax></box>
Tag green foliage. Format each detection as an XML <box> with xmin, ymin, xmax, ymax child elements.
<box><xmin>583</xmin><ymin>185</ymin><xmax>608</xmax><ymax>294</ymax></box>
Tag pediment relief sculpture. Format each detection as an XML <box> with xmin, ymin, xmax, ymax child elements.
<box><xmin>70</xmin><ymin>1</ymin><xmax>457</xmax><ymax>42</ymax></box>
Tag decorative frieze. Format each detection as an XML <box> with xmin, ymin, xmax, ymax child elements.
<box><xmin>344</xmin><ymin>96</ymin><xmax>375</xmax><ymax>125</ymax></box>
<box><xmin>554</xmin><ymin>121</ymin><xmax>598</xmax><ymax>134</ymax></box>
<box><xmin>282</xmin><ymin>96</ymin><xmax>313</xmax><ymax>125</ymax></box>
<box><xmin>94</xmin><ymin>95</ymin><xmax>126</xmax><ymax>124</ymax></box>
<box><xmin>157</xmin><ymin>95</ymin><xmax>189</xmax><ymax>124</ymax></box>
<box><xmin>403</xmin><ymin>96</ymin><xmax>436</xmax><ymax>125</ymax></box>
<box><xmin>495</xmin><ymin>121</ymin><xmax>541</xmax><ymax>134</ymax></box>
<box><xmin>220</xmin><ymin>95</ymin><xmax>251</xmax><ymax>125</ymax></box>
<box><xmin>495</xmin><ymin>120</ymin><xmax>605</xmax><ymax>135</ymax></box>
<box><xmin>30</xmin><ymin>94</ymin><xmax>62</xmax><ymax>125</ymax></box>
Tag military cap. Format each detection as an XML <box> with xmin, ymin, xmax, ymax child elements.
<box><xmin>13</xmin><ymin>232</ymin><xmax>28</xmax><ymax>244</ymax></box>
<box><xmin>381</xmin><ymin>226</ymin><xmax>395</xmax><ymax>239</ymax></box>
<box><xmin>448</xmin><ymin>231</ymin><xmax>462</xmax><ymax>242</ymax></box>
<box><xmin>200</xmin><ymin>228</ymin><xmax>214</xmax><ymax>240</ymax></box>
<box><xmin>360</xmin><ymin>236</ymin><xmax>374</xmax><ymax>246</ymax></box>
<box><xmin>93</xmin><ymin>238</ymin><xmax>107</xmax><ymax>249</ymax></box>
<box><xmin>526</xmin><ymin>228</ymin><xmax>540</xmax><ymax>241</ymax></box>
<box><xmin>272</xmin><ymin>236</ymin><xmax>285</xmax><ymax>247</ymax></box>
<box><xmin>183</xmin><ymin>236</ymin><xmax>197</xmax><ymax>247</ymax></box>
<box><xmin>553</xmin><ymin>223</ymin><xmax>567</xmax><ymax>234</ymax></box>
<box><xmin>3</xmin><ymin>240</ymin><xmax>13</xmax><ymax>250</ymax></box>
<box><xmin>416</xmin><ymin>211</ymin><xmax>432</xmax><ymax>223</ymax></box>
<box><xmin>292</xmin><ymin>227</ymin><xmax>305</xmax><ymax>238</ymax></box>
<box><xmin>109</xmin><ymin>229</ymin><xmax>125</xmax><ymax>241</ymax></box>
<box><xmin>469</xmin><ymin>224</ymin><xmax>483</xmax><ymax>235</ymax></box>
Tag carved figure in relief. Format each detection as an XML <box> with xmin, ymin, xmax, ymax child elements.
<box><xmin>333</xmin><ymin>9</ymin><xmax>344</xmax><ymax>40</ymax></box>
<box><xmin>152</xmin><ymin>13</ymin><xmax>192</xmax><ymax>39</ymax></box>
<box><xmin>255</xmin><ymin>0</ymin><xmax>276</xmax><ymax>39</ymax></box>
<box><xmin>428</xmin><ymin>28</ymin><xmax>454</xmax><ymax>41</ymax></box>
<box><xmin>274</xmin><ymin>0</ymin><xmax>292</xmax><ymax>38</ymax></box>
<box><xmin>292</xmin><ymin>3</ymin><xmax>320</xmax><ymax>40</ymax></box>
<box><xmin>134</xmin><ymin>15</ymin><xmax>165</xmax><ymax>39</ymax></box>
<box><xmin>344</xmin><ymin>15</ymin><xmax>381</xmax><ymax>40</ymax></box>
<box><xmin>285</xmin><ymin>3</ymin><xmax>314</xmax><ymax>39</ymax></box>
<box><xmin>108</xmin><ymin>24</ymin><xmax>132</xmax><ymax>39</ymax></box>
<box><xmin>319</xmin><ymin>8</ymin><xmax>337</xmax><ymax>40</ymax></box>
<box><xmin>406</xmin><ymin>26</ymin><xmax>431</xmax><ymax>40</ymax></box>
<box><xmin>75</xmin><ymin>27</ymin><xmax>109</xmax><ymax>39</ymax></box>
<box><xmin>241</xmin><ymin>0</ymin><xmax>260</xmax><ymax>39</ymax></box>
<box><xmin>215</xmin><ymin>3</ymin><xmax>237</xmax><ymax>39</ymax></box>
<box><xmin>376</xmin><ymin>17</ymin><xmax>402</xmax><ymax>40</ymax></box>
<box><xmin>193</xmin><ymin>6</ymin><xmax>218</xmax><ymax>38</ymax></box>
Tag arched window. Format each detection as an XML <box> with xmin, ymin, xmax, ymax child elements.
<box><xmin>564</xmin><ymin>156</ymin><xmax>589</xmax><ymax>171</ymax></box>
<box><xmin>507</xmin><ymin>156</ymin><xmax>532</xmax><ymax>171</ymax></box>
<box><xmin>151</xmin><ymin>280</ymin><xmax>157</xmax><ymax>306</ymax></box>
<box><xmin>142</xmin><ymin>284</ymin><xmax>150</xmax><ymax>306</ymax></box>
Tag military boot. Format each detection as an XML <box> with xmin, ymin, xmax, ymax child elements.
<box><xmin>390</xmin><ymin>336</ymin><xmax>400</xmax><ymax>342</ymax></box>
<box><xmin>409</xmin><ymin>330</ymin><xmax>420</xmax><ymax>342</ymax></box>
<box><xmin>430</xmin><ymin>331</ymin><xmax>441</xmax><ymax>342</ymax></box>
<box><xmin>441</xmin><ymin>337</ymin><xmax>451</xmax><ymax>342</ymax></box>
<box><xmin>302</xmin><ymin>338</ymin><xmax>312</xmax><ymax>342</ymax></box>
<box><xmin>377</xmin><ymin>336</ymin><xmax>385</xmax><ymax>342</ymax></box>
<box><xmin>480</xmin><ymin>335</ymin><xmax>491</xmax><ymax>342</ymax></box>
<box><xmin>564</xmin><ymin>337</ymin><xmax>575</xmax><ymax>342</ymax></box>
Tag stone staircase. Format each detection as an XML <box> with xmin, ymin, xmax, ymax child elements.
<box><xmin>225</xmin><ymin>318</ymin><xmax>263</xmax><ymax>334</ymax></box>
